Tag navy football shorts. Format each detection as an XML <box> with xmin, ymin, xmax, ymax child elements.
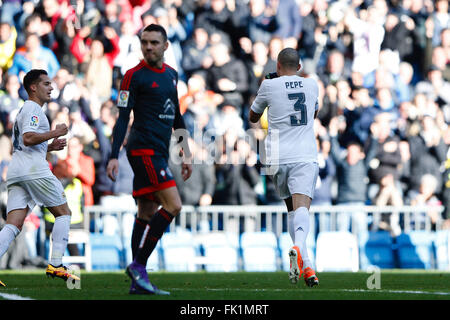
<box><xmin>127</xmin><ymin>149</ymin><xmax>176</xmax><ymax>201</ymax></box>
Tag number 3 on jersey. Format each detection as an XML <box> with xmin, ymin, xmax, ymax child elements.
<box><xmin>289</xmin><ymin>92</ymin><xmax>307</xmax><ymax>126</ymax></box>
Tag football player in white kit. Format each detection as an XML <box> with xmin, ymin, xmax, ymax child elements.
<box><xmin>0</xmin><ymin>69</ymin><xmax>79</xmax><ymax>286</ymax></box>
<box><xmin>249</xmin><ymin>48</ymin><xmax>319</xmax><ymax>287</ymax></box>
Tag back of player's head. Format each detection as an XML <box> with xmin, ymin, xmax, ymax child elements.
<box><xmin>141</xmin><ymin>24</ymin><xmax>167</xmax><ymax>42</ymax></box>
<box><xmin>23</xmin><ymin>69</ymin><xmax>48</xmax><ymax>95</ymax></box>
<box><xmin>277</xmin><ymin>48</ymin><xmax>300</xmax><ymax>71</ymax></box>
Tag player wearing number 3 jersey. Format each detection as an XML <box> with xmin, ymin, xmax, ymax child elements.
<box><xmin>249</xmin><ymin>48</ymin><xmax>320</xmax><ymax>287</ymax></box>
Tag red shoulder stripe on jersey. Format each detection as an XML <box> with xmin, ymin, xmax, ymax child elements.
<box><xmin>121</xmin><ymin>61</ymin><xmax>145</xmax><ymax>90</ymax></box>
<box><xmin>163</xmin><ymin>63</ymin><xmax>175</xmax><ymax>71</ymax></box>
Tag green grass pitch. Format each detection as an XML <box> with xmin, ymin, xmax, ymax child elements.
<box><xmin>0</xmin><ymin>270</ymin><xmax>449</xmax><ymax>301</ymax></box>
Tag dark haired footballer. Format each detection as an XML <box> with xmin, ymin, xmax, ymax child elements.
<box><xmin>107</xmin><ymin>24</ymin><xmax>192</xmax><ymax>295</ymax></box>
<box><xmin>0</xmin><ymin>69</ymin><xmax>78</xmax><ymax>286</ymax></box>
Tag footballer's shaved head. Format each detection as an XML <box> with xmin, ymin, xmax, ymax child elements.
<box><xmin>277</xmin><ymin>48</ymin><xmax>300</xmax><ymax>71</ymax></box>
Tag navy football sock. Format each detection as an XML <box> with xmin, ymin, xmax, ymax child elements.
<box><xmin>135</xmin><ymin>208</ymin><xmax>174</xmax><ymax>266</ymax></box>
<box><xmin>131</xmin><ymin>217</ymin><xmax>149</xmax><ymax>260</ymax></box>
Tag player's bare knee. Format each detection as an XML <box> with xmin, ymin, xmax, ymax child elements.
<box><xmin>48</xmin><ymin>203</ymin><xmax>71</xmax><ymax>217</ymax></box>
<box><xmin>167</xmin><ymin>203</ymin><xmax>182</xmax><ymax>216</ymax></box>
<box><xmin>137</xmin><ymin>210</ymin><xmax>154</xmax><ymax>221</ymax></box>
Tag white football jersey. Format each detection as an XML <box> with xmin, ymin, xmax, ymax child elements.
<box><xmin>251</xmin><ymin>75</ymin><xmax>319</xmax><ymax>165</ymax></box>
<box><xmin>7</xmin><ymin>100</ymin><xmax>53</xmax><ymax>185</ymax></box>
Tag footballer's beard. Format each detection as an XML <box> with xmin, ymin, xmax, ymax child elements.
<box><xmin>144</xmin><ymin>51</ymin><xmax>164</xmax><ymax>68</ymax></box>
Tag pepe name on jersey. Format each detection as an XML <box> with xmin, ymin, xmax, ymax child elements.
<box><xmin>285</xmin><ymin>81</ymin><xmax>303</xmax><ymax>89</ymax></box>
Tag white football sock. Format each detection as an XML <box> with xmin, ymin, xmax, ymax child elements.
<box><xmin>0</xmin><ymin>224</ymin><xmax>20</xmax><ymax>258</ymax></box>
<box><xmin>293</xmin><ymin>207</ymin><xmax>313</xmax><ymax>270</ymax></box>
<box><xmin>50</xmin><ymin>215</ymin><xmax>71</xmax><ymax>266</ymax></box>
<box><xmin>288</xmin><ymin>211</ymin><xmax>295</xmax><ymax>242</ymax></box>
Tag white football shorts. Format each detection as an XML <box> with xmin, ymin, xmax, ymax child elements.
<box><xmin>6</xmin><ymin>176</ymin><xmax>67</xmax><ymax>213</ymax></box>
<box><xmin>272</xmin><ymin>162</ymin><xmax>319</xmax><ymax>199</ymax></box>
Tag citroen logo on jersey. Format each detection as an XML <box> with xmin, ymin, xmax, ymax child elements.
<box><xmin>151</xmin><ymin>81</ymin><xmax>159</xmax><ymax>88</ymax></box>
<box><xmin>159</xmin><ymin>99</ymin><xmax>175</xmax><ymax>120</ymax></box>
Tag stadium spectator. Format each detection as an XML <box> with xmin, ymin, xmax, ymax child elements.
<box><xmin>427</xmin><ymin>45</ymin><xmax>450</xmax><ymax>82</ymax></box>
<box><xmin>169</xmin><ymin>138</ymin><xmax>215</xmax><ymax>207</ymax></box>
<box><xmin>0</xmin><ymin>0</ymin><xmax>22</xmax><ymax>26</ymax></box>
<box><xmin>244</xmin><ymin>41</ymin><xmax>271</xmax><ymax>101</ymax></box>
<box><xmin>84</xmin><ymin>36</ymin><xmax>115</xmax><ymax>103</ymax></box>
<box><xmin>68</xmin><ymin>104</ymin><xmax>97</xmax><ymax>146</ymax></box>
<box><xmin>180</xmin><ymin>72</ymin><xmax>222</xmax><ymax>117</ymax></box>
<box><xmin>357</xmin><ymin>87</ymin><xmax>400</xmax><ymax>143</ymax></box>
<box><xmin>272</xmin><ymin>0</ymin><xmax>301</xmax><ymax>40</ymax></box>
<box><xmin>317</xmin><ymin>50</ymin><xmax>352</xmax><ymax>87</ymax></box>
<box><xmin>52</xmin><ymin>4</ymin><xmax>79</xmax><ymax>74</ymax></box>
<box><xmin>381</xmin><ymin>11</ymin><xmax>415</xmax><ymax>62</ymax></box>
<box><xmin>396</xmin><ymin>61</ymin><xmax>416</xmax><ymax>104</ymax></box>
<box><xmin>316</xmin><ymin>80</ymin><xmax>338</xmax><ymax>128</ymax></box>
<box><xmin>264</xmin><ymin>36</ymin><xmax>283</xmax><ymax>73</ymax></box>
<box><xmin>152</xmin><ymin>6</ymin><xmax>188</xmax><ymax>76</ymax></box>
<box><xmin>368</xmin><ymin>113</ymin><xmax>404</xmax><ymax>235</ymax></box>
<box><xmin>328</xmin><ymin>116</ymin><xmax>379</xmax><ymax>234</ymax></box>
<box><xmin>194</xmin><ymin>0</ymin><xmax>234</xmax><ymax>47</ymax></box>
<box><xmin>407</xmin><ymin>173</ymin><xmax>443</xmax><ymax>230</ymax></box>
<box><xmin>9</xmin><ymin>32</ymin><xmax>60</xmax><ymax>81</ymax></box>
<box><xmin>100</xmin><ymin>0</ymin><xmax>122</xmax><ymax>35</ymax></box>
<box><xmin>114</xmin><ymin>19</ymin><xmax>143</xmax><ymax>77</ymax></box>
<box><xmin>415</xmin><ymin>66</ymin><xmax>450</xmax><ymax>109</ymax></box>
<box><xmin>0</xmin><ymin>74</ymin><xmax>23</xmax><ymax>136</ymax></box>
<box><xmin>312</xmin><ymin>123</ymin><xmax>336</xmax><ymax>233</ymax></box>
<box><xmin>344</xmin><ymin>5</ymin><xmax>385</xmax><ymax>76</ymax></box>
<box><xmin>241</xmin><ymin>0</ymin><xmax>278</xmax><ymax>45</ymax></box>
<box><xmin>212</xmin><ymin>134</ymin><xmax>261</xmax><ymax>233</ymax></box>
<box><xmin>206</xmin><ymin>42</ymin><xmax>248</xmax><ymax>110</ymax></box>
<box><xmin>88</xmin><ymin>99</ymin><xmax>134</xmax><ymax>205</ymax></box>
<box><xmin>181</xmin><ymin>27</ymin><xmax>212</xmax><ymax>79</ymax></box>
<box><xmin>212</xmin><ymin>101</ymin><xmax>245</xmax><ymax>137</ymax></box>
<box><xmin>407</xmin><ymin>112</ymin><xmax>448</xmax><ymax>194</ymax></box>
<box><xmin>53</xmin><ymin>136</ymin><xmax>96</xmax><ymax>207</ymax></box>
<box><xmin>430</xmin><ymin>0</ymin><xmax>449</xmax><ymax>47</ymax></box>
<box><xmin>15</xmin><ymin>12</ymin><xmax>55</xmax><ymax>50</ymax></box>
<box><xmin>297</xmin><ymin>0</ymin><xmax>316</xmax><ymax>60</ymax></box>
<box><xmin>70</xmin><ymin>25</ymin><xmax>120</xmax><ymax>73</ymax></box>
<box><xmin>367</xmin><ymin>113</ymin><xmax>403</xmax><ymax>199</ymax></box>
<box><xmin>0</xmin><ymin>22</ymin><xmax>17</xmax><ymax>72</ymax></box>
<box><xmin>397</xmin><ymin>138</ymin><xmax>412</xmax><ymax>196</ymax></box>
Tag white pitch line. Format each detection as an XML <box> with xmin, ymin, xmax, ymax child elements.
<box><xmin>339</xmin><ymin>289</ymin><xmax>450</xmax><ymax>296</ymax></box>
<box><xmin>0</xmin><ymin>292</ymin><xmax>34</xmax><ymax>300</ymax></box>
<box><xmin>168</xmin><ymin>288</ymin><xmax>450</xmax><ymax>296</ymax></box>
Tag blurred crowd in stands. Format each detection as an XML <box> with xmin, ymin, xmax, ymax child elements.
<box><xmin>0</xmin><ymin>0</ymin><xmax>449</xmax><ymax>246</ymax></box>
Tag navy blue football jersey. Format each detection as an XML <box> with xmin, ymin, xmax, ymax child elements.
<box><xmin>113</xmin><ymin>60</ymin><xmax>183</xmax><ymax>159</ymax></box>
